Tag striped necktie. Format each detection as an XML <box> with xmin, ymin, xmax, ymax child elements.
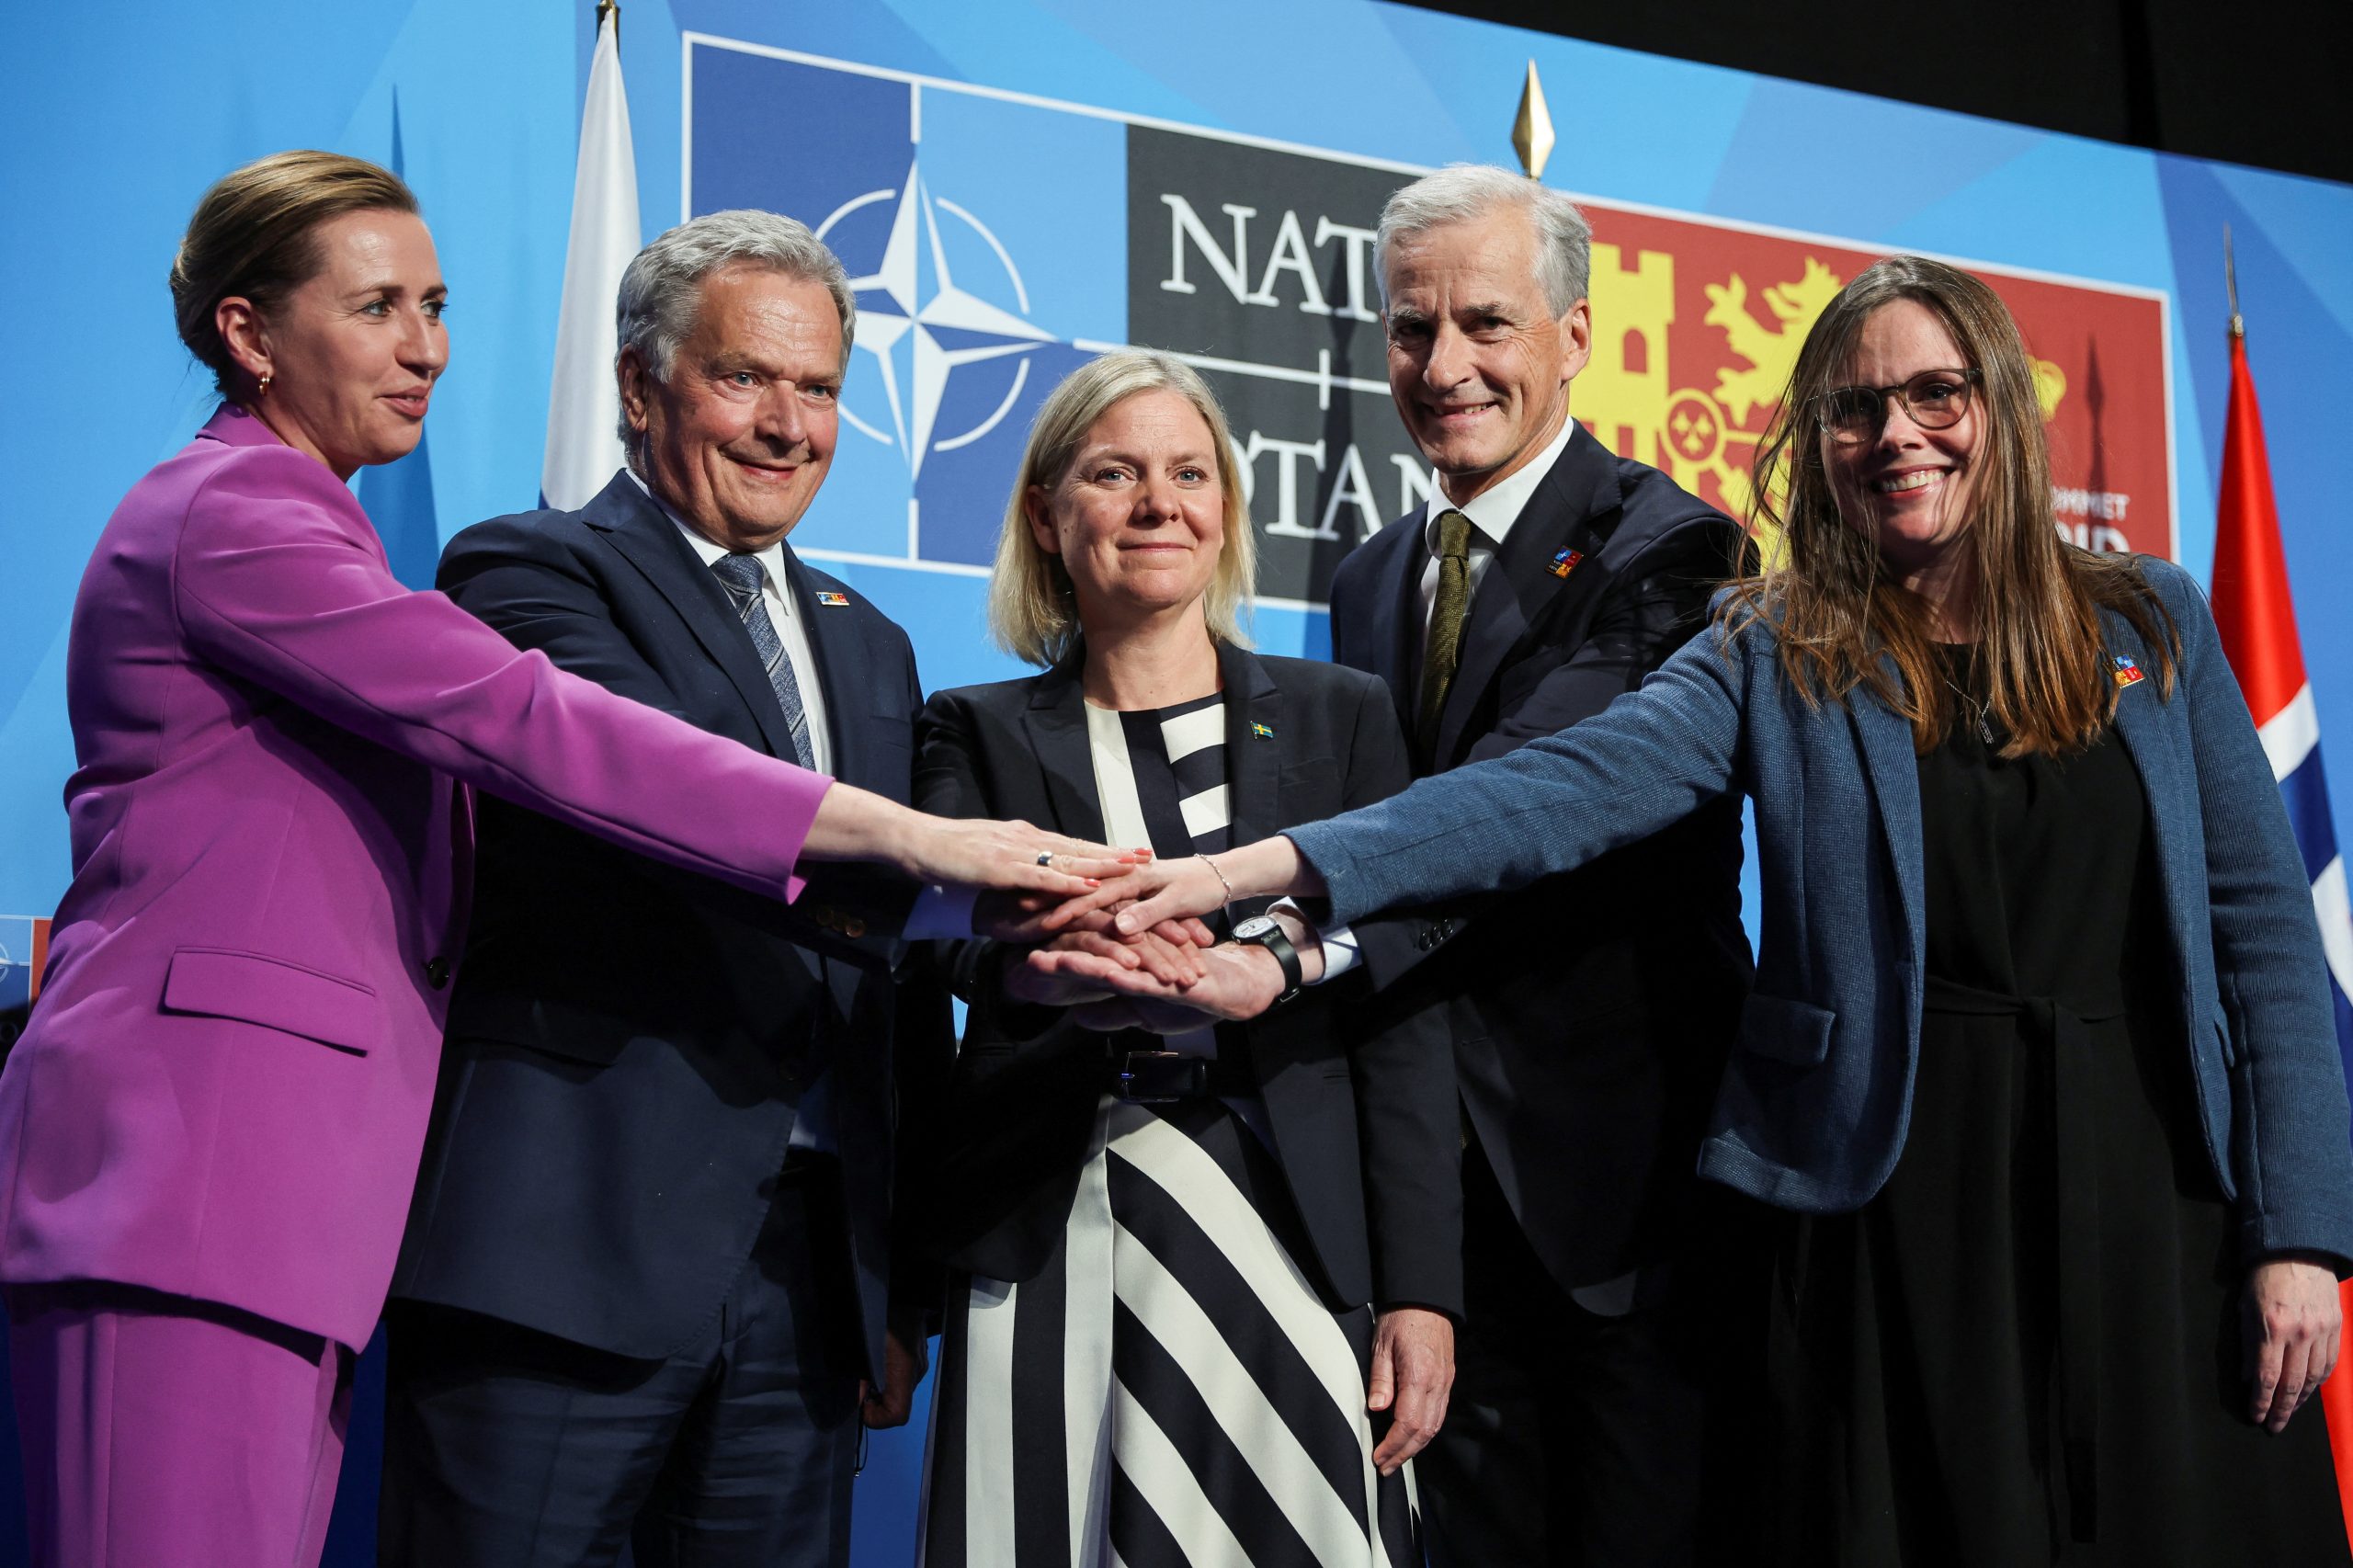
<box><xmin>1417</xmin><ymin>507</ymin><xmax>1474</xmax><ymax>757</ymax></box>
<box><xmin>710</xmin><ymin>552</ymin><xmax>815</xmax><ymax>769</ymax></box>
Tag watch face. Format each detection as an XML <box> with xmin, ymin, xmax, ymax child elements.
<box><xmin>1233</xmin><ymin>915</ymin><xmax>1278</xmax><ymax>941</ymax></box>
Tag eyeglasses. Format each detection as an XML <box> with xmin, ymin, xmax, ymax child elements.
<box><xmin>1814</xmin><ymin>368</ymin><xmax>1981</xmax><ymax>445</ymax></box>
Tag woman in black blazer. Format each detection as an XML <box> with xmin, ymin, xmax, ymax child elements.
<box><xmin>911</xmin><ymin>350</ymin><xmax>1460</xmax><ymax>1567</ymax></box>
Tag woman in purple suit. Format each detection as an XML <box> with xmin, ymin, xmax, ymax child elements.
<box><xmin>0</xmin><ymin>151</ymin><xmax>1136</xmax><ymax>1568</ymax></box>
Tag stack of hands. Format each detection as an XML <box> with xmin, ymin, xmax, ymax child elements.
<box><xmin>968</xmin><ymin>847</ymin><xmax>1303</xmax><ymax>1034</ymax></box>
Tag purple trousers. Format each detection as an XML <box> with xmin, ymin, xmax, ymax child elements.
<box><xmin>6</xmin><ymin>1282</ymin><xmax>354</xmax><ymax>1567</ymax></box>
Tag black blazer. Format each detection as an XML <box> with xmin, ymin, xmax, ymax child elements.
<box><xmin>1328</xmin><ymin>422</ymin><xmax>1754</xmax><ymax>1290</ymax></box>
<box><xmin>910</xmin><ymin>642</ymin><xmax>1462</xmax><ymax>1318</ymax></box>
<box><xmin>390</xmin><ymin>472</ymin><xmax>953</xmax><ymax>1374</ymax></box>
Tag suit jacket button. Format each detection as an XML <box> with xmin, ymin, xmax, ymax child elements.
<box><xmin>425</xmin><ymin>956</ymin><xmax>450</xmax><ymax>990</ymax></box>
<box><xmin>845</xmin><ymin>917</ymin><xmax>868</xmax><ymax>939</ymax></box>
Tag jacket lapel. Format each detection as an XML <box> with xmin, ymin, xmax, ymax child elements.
<box><xmin>1375</xmin><ymin>517</ymin><xmax>1427</xmax><ymax>743</ymax></box>
<box><xmin>586</xmin><ymin>473</ymin><xmax>798</xmax><ymax>760</ymax></box>
<box><xmin>780</xmin><ymin>548</ymin><xmax>859</xmax><ymax>786</ymax></box>
<box><xmin>1021</xmin><ymin>653</ymin><xmax>1108</xmax><ymax>842</ymax></box>
<box><xmin>2101</xmin><ymin>610</ymin><xmax>2190</xmax><ymax>953</ymax></box>
<box><xmin>1848</xmin><ymin>672</ymin><xmax>1927</xmax><ymax>974</ymax></box>
<box><xmin>1433</xmin><ymin>426</ymin><xmax>1619</xmax><ymax>763</ymax></box>
<box><xmin>1216</xmin><ymin>642</ymin><xmax>1282</xmax><ymax>857</ymax></box>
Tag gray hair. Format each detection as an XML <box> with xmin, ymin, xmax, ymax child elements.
<box><xmin>1375</xmin><ymin>165</ymin><xmax>1592</xmax><ymax>317</ymax></box>
<box><xmin>614</xmin><ymin>210</ymin><xmax>857</xmax><ymax>446</ymax></box>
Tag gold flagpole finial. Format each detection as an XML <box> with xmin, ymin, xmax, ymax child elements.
<box><xmin>1512</xmin><ymin>61</ymin><xmax>1555</xmax><ymax>181</ymax></box>
<box><xmin>2223</xmin><ymin>224</ymin><xmax>2244</xmax><ymax>341</ymax></box>
<box><xmin>596</xmin><ymin>0</ymin><xmax>620</xmax><ymax>44</ymax></box>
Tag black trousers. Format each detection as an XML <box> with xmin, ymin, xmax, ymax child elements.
<box><xmin>378</xmin><ymin>1159</ymin><xmax>866</xmax><ymax>1568</ymax></box>
<box><xmin>1418</xmin><ymin>1136</ymin><xmax>1772</xmax><ymax>1568</ymax></box>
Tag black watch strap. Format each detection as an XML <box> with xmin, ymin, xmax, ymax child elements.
<box><xmin>1233</xmin><ymin>915</ymin><xmax>1303</xmax><ymax>1006</ymax></box>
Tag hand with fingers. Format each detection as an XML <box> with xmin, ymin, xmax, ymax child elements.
<box><xmin>1063</xmin><ymin>937</ymin><xmax>1293</xmax><ymax>1033</ymax></box>
<box><xmin>858</xmin><ymin>1317</ymin><xmax>928</xmax><ymax>1430</ymax></box>
<box><xmin>1004</xmin><ymin>924</ymin><xmax>1215</xmax><ymax>1008</ymax></box>
<box><xmin>2244</xmin><ymin>1256</ymin><xmax>2343</xmax><ymax>1433</ymax></box>
<box><xmin>1367</xmin><ymin>1306</ymin><xmax>1455</xmax><ymax>1475</ymax></box>
<box><xmin>807</xmin><ymin>786</ymin><xmax>1151</xmax><ymax>900</ymax></box>
<box><xmin>1044</xmin><ymin>837</ymin><xmax>1318</xmax><ymax>938</ymax></box>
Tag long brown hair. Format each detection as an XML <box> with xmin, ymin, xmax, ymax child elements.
<box><xmin>1722</xmin><ymin>255</ymin><xmax>2176</xmax><ymax>755</ymax></box>
<box><xmin>170</xmin><ymin>151</ymin><xmax>420</xmax><ymax>403</ymax></box>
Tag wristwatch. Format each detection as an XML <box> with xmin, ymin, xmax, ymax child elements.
<box><xmin>1231</xmin><ymin>914</ymin><xmax>1304</xmax><ymax>1006</ymax></box>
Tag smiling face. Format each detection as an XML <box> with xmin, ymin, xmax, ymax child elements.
<box><xmin>223</xmin><ymin>208</ymin><xmax>447</xmax><ymax>479</ymax></box>
<box><xmin>1382</xmin><ymin>208</ymin><xmax>1591</xmax><ymax>506</ymax></box>
<box><xmin>1824</xmin><ymin>299</ymin><xmax>1984</xmax><ymax>582</ymax></box>
<box><xmin>621</xmin><ymin>266</ymin><xmax>843</xmax><ymax>551</ymax></box>
<box><xmin>1027</xmin><ymin>388</ymin><xmax>1226</xmax><ymax>631</ymax></box>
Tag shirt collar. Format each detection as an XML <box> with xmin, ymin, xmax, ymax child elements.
<box><xmin>625</xmin><ymin>469</ymin><xmax>795</xmax><ymax>611</ymax></box>
<box><xmin>1422</xmin><ymin>414</ymin><xmax>1578</xmax><ymax>552</ymax></box>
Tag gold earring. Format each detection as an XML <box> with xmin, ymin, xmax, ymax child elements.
<box><xmin>258</xmin><ymin>373</ymin><xmax>272</xmax><ymax>397</ymax></box>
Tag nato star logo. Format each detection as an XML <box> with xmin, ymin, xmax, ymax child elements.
<box><xmin>818</xmin><ymin>162</ymin><xmax>1056</xmax><ymax>477</ymax></box>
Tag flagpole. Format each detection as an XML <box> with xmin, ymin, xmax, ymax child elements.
<box><xmin>2224</xmin><ymin>223</ymin><xmax>2244</xmax><ymax>341</ymax></box>
<box><xmin>541</xmin><ymin>0</ymin><xmax>642</xmax><ymax>511</ymax></box>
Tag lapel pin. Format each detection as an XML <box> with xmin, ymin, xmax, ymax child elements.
<box><xmin>1549</xmin><ymin>548</ymin><xmax>1584</xmax><ymax>580</ymax></box>
<box><xmin>1249</xmin><ymin>721</ymin><xmax>1276</xmax><ymax>741</ymax></box>
<box><xmin>814</xmin><ymin>591</ymin><xmax>851</xmax><ymax>608</ymax></box>
<box><xmin>2111</xmin><ymin>653</ymin><xmax>2145</xmax><ymax>688</ymax></box>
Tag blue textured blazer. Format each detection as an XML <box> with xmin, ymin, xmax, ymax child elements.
<box><xmin>1291</xmin><ymin>557</ymin><xmax>2353</xmax><ymax>1267</ymax></box>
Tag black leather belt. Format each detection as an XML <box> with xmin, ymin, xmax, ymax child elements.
<box><xmin>1107</xmin><ymin>1048</ymin><xmax>1256</xmax><ymax>1103</ymax></box>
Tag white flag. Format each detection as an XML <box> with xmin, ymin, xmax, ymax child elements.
<box><xmin>541</xmin><ymin>7</ymin><xmax>642</xmax><ymax>511</ymax></box>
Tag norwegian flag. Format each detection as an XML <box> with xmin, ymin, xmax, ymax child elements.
<box><xmin>2206</xmin><ymin>321</ymin><xmax>2353</xmax><ymax>1535</ymax></box>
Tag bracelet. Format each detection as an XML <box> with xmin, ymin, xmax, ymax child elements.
<box><xmin>1200</xmin><ymin>853</ymin><xmax>1236</xmax><ymax>919</ymax></box>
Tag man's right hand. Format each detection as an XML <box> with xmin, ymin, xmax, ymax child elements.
<box><xmin>1002</xmin><ymin>926</ymin><xmax>1213</xmax><ymax>1006</ymax></box>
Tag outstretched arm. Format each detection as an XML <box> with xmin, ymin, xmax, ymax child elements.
<box><xmin>175</xmin><ymin>448</ymin><xmax>1128</xmax><ymax>907</ymax></box>
<box><xmin>1071</xmin><ymin>618</ymin><xmax>1753</xmax><ymax>937</ymax></box>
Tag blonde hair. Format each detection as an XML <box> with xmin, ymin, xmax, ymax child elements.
<box><xmin>170</xmin><ymin>151</ymin><xmax>419</xmax><ymax>403</ymax></box>
<box><xmin>1724</xmin><ymin>255</ymin><xmax>2176</xmax><ymax>755</ymax></box>
<box><xmin>988</xmin><ymin>351</ymin><xmax>1256</xmax><ymax>667</ymax></box>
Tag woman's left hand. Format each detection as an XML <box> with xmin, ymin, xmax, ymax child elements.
<box><xmin>2243</xmin><ymin>1256</ymin><xmax>2342</xmax><ymax>1433</ymax></box>
<box><xmin>1367</xmin><ymin>1306</ymin><xmax>1454</xmax><ymax>1475</ymax></box>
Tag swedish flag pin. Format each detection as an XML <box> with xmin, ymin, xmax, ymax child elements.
<box><xmin>1249</xmin><ymin>721</ymin><xmax>1276</xmax><ymax>740</ymax></box>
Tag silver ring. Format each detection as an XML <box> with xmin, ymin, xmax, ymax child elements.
<box><xmin>1035</xmin><ymin>850</ymin><xmax>1054</xmax><ymax>867</ymax></box>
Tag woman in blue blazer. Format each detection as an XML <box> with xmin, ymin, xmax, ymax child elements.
<box><xmin>1083</xmin><ymin>256</ymin><xmax>2353</xmax><ymax>1564</ymax></box>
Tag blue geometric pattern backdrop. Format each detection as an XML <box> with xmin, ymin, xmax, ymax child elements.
<box><xmin>4</xmin><ymin>4</ymin><xmax>2352</xmax><ymax>1565</ymax></box>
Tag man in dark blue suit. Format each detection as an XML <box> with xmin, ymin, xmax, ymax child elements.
<box><xmin>1323</xmin><ymin>166</ymin><xmax>1756</xmax><ymax>1567</ymax></box>
<box><xmin>379</xmin><ymin>212</ymin><xmax>955</xmax><ymax>1567</ymax></box>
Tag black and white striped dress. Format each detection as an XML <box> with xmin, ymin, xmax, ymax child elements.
<box><xmin>919</xmin><ymin>693</ymin><xmax>1421</xmax><ymax>1568</ymax></box>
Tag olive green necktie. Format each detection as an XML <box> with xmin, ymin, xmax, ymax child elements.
<box><xmin>1416</xmin><ymin>507</ymin><xmax>1474</xmax><ymax>755</ymax></box>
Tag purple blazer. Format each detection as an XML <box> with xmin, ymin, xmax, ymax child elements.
<box><xmin>0</xmin><ymin>406</ymin><xmax>835</xmax><ymax>1348</ymax></box>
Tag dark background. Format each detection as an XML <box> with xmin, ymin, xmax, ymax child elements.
<box><xmin>1404</xmin><ymin>0</ymin><xmax>2353</xmax><ymax>187</ymax></box>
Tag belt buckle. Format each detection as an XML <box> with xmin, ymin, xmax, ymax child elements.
<box><xmin>1114</xmin><ymin>1050</ymin><xmax>1208</xmax><ymax>1104</ymax></box>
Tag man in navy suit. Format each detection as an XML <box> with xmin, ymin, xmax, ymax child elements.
<box><xmin>379</xmin><ymin>212</ymin><xmax>954</xmax><ymax>1567</ymax></box>
<box><xmin>1323</xmin><ymin>166</ymin><xmax>1757</xmax><ymax>1567</ymax></box>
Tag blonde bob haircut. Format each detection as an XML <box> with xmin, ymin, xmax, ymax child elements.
<box><xmin>989</xmin><ymin>350</ymin><xmax>1256</xmax><ymax>667</ymax></box>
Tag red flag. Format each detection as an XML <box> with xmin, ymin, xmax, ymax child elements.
<box><xmin>2209</xmin><ymin>325</ymin><xmax>2353</xmax><ymax>1549</ymax></box>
